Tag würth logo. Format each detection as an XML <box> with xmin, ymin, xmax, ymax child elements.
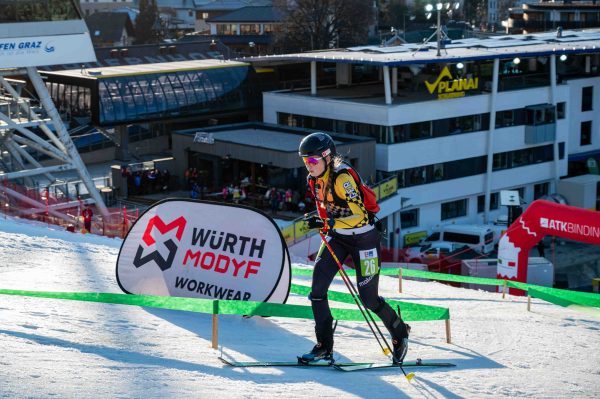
<box><xmin>133</xmin><ymin>216</ymin><xmax>187</xmax><ymax>271</ymax></box>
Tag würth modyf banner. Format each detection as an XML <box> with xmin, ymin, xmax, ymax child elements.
<box><xmin>117</xmin><ymin>199</ymin><xmax>291</xmax><ymax>303</ymax></box>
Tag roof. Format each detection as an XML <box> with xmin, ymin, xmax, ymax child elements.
<box><xmin>197</xmin><ymin>0</ymin><xmax>271</xmax><ymax>11</ymax></box>
<box><xmin>207</xmin><ymin>5</ymin><xmax>282</xmax><ymax>22</ymax></box>
<box><xmin>85</xmin><ymin>12</ymin><xmax>134</xmax><ymax>43</ymax></box>
<box><xmin>41</xmin><ymin>59</ymin><xmax>249</xmax><ymax>79</ymax></box>
<box><xmin>174</xmin><ymin>122</ymin><xmax>373</xmax><ymax>150</ymax></box>
<box><xmin>244</xmin><ymin>29</ymin><xmax>600</xmax><ymax>66</ymax></box>
<box><xmin>40</xmin><ymin>39</ymin><xmax>232</xmax><ymax>70</ymax></box>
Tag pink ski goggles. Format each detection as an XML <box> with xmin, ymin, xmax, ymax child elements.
<box><xmin>302</xmin><ymin>156</ymin><xmax>323</xmax><ymax>166</ymax></box>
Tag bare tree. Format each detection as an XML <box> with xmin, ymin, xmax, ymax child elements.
<box><xmin>135</xmin><ymin>0</ymin><xmax>161</xmax><ymax>44</ymax></box>
<box><xmin>274</xmin><ymin>0</ymin><xmax>374</xmax><ymax>52</ymax></box>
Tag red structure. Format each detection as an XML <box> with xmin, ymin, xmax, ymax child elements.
<box><xmin>498</xmin><ymin>200</ymin><xmax>600</xmax><ymax>294</ymax></box>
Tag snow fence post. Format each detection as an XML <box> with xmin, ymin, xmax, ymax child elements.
<box><xmin>445</xmin><ymin>319</ymin><xmax>452</xmax><ymax>344</ymax></box>
<box><xmin>527</xmin><ymin>295</ymin><xmax>531</xmax><ymax>312</ymax></box>
<box><xmin>212</xmin><ymin>301</ymin><xmax>219</xmax><ymax>349</ymax></box>
<box><xmin>398</xmin><ymin>268</ymin><xmax>403</xmax><ymax>293</ymax></box>
<box><xmin>502</xmin><ymin>279</ymin><xmax>508</xmax><ymax>299</ymax></box>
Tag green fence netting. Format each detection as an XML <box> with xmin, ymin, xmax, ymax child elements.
<box><xmin>291</xmin><ymin>266</ymin><xmax>600</xmax><ymax>310</ymax></box>
<box><xmin>0</xmin><ymin>287</ymin><xmax>448</xmax><ymax>322</ymax></box>
<box><xmin>528</xmin><ymin>286</ymin><xmax>600</xmax><ymax>309</ymax></box>
<box><xmin>290</xmin><ymin>283</ymin><xmax>449</xmax><ymax>322</ymax></box>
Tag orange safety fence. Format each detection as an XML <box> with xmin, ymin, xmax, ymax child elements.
<box><xmin>0</xmin><ymin>180</ymin><xmax>139</xmax><ymax>239</ymax></box>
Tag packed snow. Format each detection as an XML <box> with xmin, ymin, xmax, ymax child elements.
<box><xmin>0</xmin><ymin>216</ymin><xmax>598</xmax><ymax>398</ymax></box>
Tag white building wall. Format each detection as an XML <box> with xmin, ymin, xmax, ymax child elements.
<box><xmin>565</xmin><ymin>76</ymin><xmax>600</xmax><ymax>156</ymax></box>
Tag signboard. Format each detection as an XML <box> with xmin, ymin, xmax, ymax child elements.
<box><xmin>117</xmin><ymin>199</ymin><xmax>290</xmax><ymax>303</ymax></box>
<box><xmin>0</xmin><ymin>33</ymin><xmax>96</xmax><ymax>68</ymax></box>
<box><xmin>403</xmin><ymin>231</ymin><xmax>428</xmax><ymax>246</ymax></box>
<box><xmin>193</xmin><ymin>132</ymin><xmax>215</xmax><ymax>144</ymax></box>
<box><xmin>424</xmin><ymin>66</ymin><xmax>479</xmax><ymax>100</ymax></box>
<box><xmin>379</xmin><ymin>177</ymin><xmax>398</xmax><ymax>201</ymax></box>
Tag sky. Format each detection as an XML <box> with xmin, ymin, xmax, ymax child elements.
<box><xmin>0</xmin><ymin>216</ymin><xmax>598</xmax><ymax>398</ymax></box>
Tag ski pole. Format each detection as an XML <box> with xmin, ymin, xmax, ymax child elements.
<box><xmin>318</xmin><ymin>232</ymin><xmax>414</xmax><ymax>381</ymax></box>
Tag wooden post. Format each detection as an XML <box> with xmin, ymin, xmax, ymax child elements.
<box><xmin>502</xmin><ymin>279</ymin><xmax>507</xmax><ymax>299</ymax></box>
<box><xmin>445</xmin><ymin>319</ymin><xmax>452</xmax><ymax>344</ymax></box>
<box><xmin>212</xmin><ymin>314</ymin><xmax>219</xmax><ymax>349</ymax></box>
<box><xmin>527</xmin><ymin>295</ymin><xmax>531</xmax><ymax>312</ymax></box>
<box><xmin>398</xmin><ymin>268</ymin><xmax>403</xmax><ymax>293</ymax></box>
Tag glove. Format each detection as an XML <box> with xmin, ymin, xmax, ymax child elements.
<box><xmin>304</xmin><ymin>214</ymin><xmax>325</xmax><ymax>230</ymax></box>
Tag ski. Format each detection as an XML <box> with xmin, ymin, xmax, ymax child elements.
<box><xmin>219</xmin><ymin>356</ymin><xmax>455</xmax><ymax>371</ymax></box>
<box><xmin>218</xmin><ymin>356</ymin><xmax>335</xmax><ymax>368</ymax></box>
<box><xmin>333</xmin><ymin>361</ymin><xmax>456</xmax><ymax>372</ymax></box>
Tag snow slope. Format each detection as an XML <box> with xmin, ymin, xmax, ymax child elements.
<box><xmin>0</xmin><ymin>216</ymin><xmax>598</xmax><ymax>398</ymax></box>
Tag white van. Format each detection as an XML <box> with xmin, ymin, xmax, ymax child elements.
<box><xmin>421</xmin><ymin>225</ymin><xmax>496</xmax><ymax>254</ymax></box>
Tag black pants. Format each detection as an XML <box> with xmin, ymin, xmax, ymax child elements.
<box><xmin>310</xmin><ymin>228</ymin><xmax>400</xmax><ymax>342</ymax></box>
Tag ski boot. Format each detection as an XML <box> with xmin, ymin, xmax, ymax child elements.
<box><xmin>299</xmin><ymin>320</ymin><xmax>334</xmax><ymax>364</ymax></box>
<box><xmin>392</xmin><ymin>320</ymin><xmax>411</xmax><ymax>364</ymax></box>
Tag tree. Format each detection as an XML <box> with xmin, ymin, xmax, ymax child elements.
<box><xmin>135</xmin><ymin>0</ymin><xmax>161</xmax><ymax>44</ymax></box>
<box><xmin>379</xmin><ymin>0</ymin><xmax>410</xmax><ymax>31</ymax></box>
<box><xmin>274</xmin><ymin>0</ymin><xmax>374</xmax><ymax>52</ymax></box>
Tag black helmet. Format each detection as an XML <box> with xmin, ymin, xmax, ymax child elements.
<box><xmin>298</xmin><ymin>132</ymin><xmax>336</xmax><ymax>158</ymax></box>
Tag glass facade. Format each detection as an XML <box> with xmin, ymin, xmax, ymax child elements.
<box><xmin>0</xmin><ymin>0</ymin><xmax>80</xmax><ymax>22</ymax></box>
<box><xmin>97</xmin><ymin>65</ymin><xmax>250</xmax><ymax>124</ymax></box>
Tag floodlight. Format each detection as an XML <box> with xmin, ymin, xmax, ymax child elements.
<box><xmin>426</xmin><ymin>12</ymin><xmax>432</xmax><ymax>20</ymax></box>
<box><xmin>456</xmin><ymin>62</ymin><xmax>464</xmax><ymax>69</ymax></box>
<box><xmin>436</xmin><ymin>3</ymin><xmax>443</xmax><ymax>11</ymax></box>
<box><xmin>425</xmin><ymin>4</ymin><xmax>433</xmax><ymax>12</ymax></box>
<box><xmin>513</xmin><ymin>57</ymin><xmax>521</xmax><ymax>65</ymax></box>
<box><xmin>559</xmin><ymin>54</ymin><xmax>567</xmax><ymax>61</ymax></box>
<box><xmin>454</xmin><ymin>2</ymin><xmax>460</xmax><ymax>9</ymax></box>
<box><xmin>445</xmin><ymin>3</ymin><xmax>451</xmax><ymax>9</ymax></box>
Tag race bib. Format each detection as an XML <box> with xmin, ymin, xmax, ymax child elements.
<box><xmin>359</xmin><ymin>248</ymin><xmax>379</xmax><ymax>277</ymax></box>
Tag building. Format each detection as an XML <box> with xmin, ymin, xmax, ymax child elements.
<box><xmin>79</xmin><ymin>0</ymin><xmax>136</xmax><ymax>17</ymax></box>
<box><xmin>195</xmin><ymin>0</ymin><xmax>271</xmax><ymax>33</ymax></box>
<box><xmin>505</xmin><ymin>1</ymin><xmax>600</xmax><ymax>34</ymax></box>
<box><xmin>206</xmin><ymin>5</ymin><xmax>282</xmax><ymax>55</ymax></box>
<box><xmin>85</xmin><ymin>12</ymin><xmax>135</xmax><ymax>47</ymax></box>
<box><xmin>245</xmin><ymin>29</ymin><xmax>600</xmax><ymax>249</ymax></box>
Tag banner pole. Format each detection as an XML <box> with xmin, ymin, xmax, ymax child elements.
<box><xmin>399</xmin><ymin>268</ymin><xmax>403</xmax><ymax>294</ymax></box>
<box><xmin>502</xmin><ymin>279</ymin><xmax>508</xmax><ymax>299</ymax></box>
<box><xmin>527</xmin><ymin>295</ymin><xmax>532</xmax><ymax>312</ymax></box>
<box><xmin>445</xmin><ymin>319</ymin><xmax>452</xmax><ymax>344</ymax></box>
<box><xmin>212</xmin><ymin>301</ymin><xmax>219</xmax><ymax>349</ymax></box>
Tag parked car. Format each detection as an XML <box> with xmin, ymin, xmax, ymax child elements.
<box><xmin>404</xmin><ymin>241</ymin><xmax>466</xmax><ymax>264</ymax></box>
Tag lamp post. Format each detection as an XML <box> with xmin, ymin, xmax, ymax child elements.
<box><xmin>424</xmin><ymin>2</ymin><xmax>460</xmax><ymax>57</ymax></box>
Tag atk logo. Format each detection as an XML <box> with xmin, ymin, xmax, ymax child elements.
<box><xmin>424</xmin><ymin>66</ymin><xmax>479</xmax><ymax>99</ymax></box>
<box><xmin>133</xmin><ymin>216</ymin><xmax>187</xmax><ymax>271</ymax></box>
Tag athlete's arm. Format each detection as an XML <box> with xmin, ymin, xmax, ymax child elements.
<box><xmin>332</xmin><ymin>172</ymin><xmax>368</xmax><ymax>229</ymax></box>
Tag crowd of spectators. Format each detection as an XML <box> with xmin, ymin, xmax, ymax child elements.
<box><xmin>122</xmin><ymin>166</ymin><xmax>171</xmax><ymax>196</ymax></box>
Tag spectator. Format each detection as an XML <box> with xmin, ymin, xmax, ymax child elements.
<box><xmin>232</xmin><ymin>186</ymin><xmax>241</xmax><ymax>203</ymax></box>
<box><xmin>190</xmin><ymin>182</ymin><xmax>200</xmax><ymax>199</ymax></box>
<box><xmin>81</xmin><ymin>206</ymin><xmax>93</xmax><ymax>233</ymax></box>
<box><xmin>284</xmin><ymin>188</ymin><xmax>293</xmax><ymax>211</ymax></box>
<box><xmin>266</xmin><ymin>187</ymin><xmax>281</xmax><ymax>215</ymax></box>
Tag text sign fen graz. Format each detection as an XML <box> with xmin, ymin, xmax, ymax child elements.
<box><xmin>116</xmin><ymin>199</ymin><xmax>291</xmax><ymax>304</ymax></box>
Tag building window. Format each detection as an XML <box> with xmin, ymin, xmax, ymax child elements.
<box><xmin>240</xmin><ymin>24</ymin><xmax>260</xmax><ymax>34</ymax></box>
<box><xmin>556</xmin><ymin>102</ymin><xmax>566</xmax><ymax>119</ymax></box>
<box><xmin>581</xmin><ymin>121</ymin><xmax>592</xmax><ymax>146</ymax></box>
<box><xmin>401</xmin><ymin>209</ymin><xmax>419</xmax><ymax>228</ymax></box>
<box><xmin>534</xmin><ymin>182</ymin><xmax>549</xmax><ymax>200</ymax></box>
<box><xmin>441</xmin><ymin>199</ymin><xmax>468</xmax><ymax>220</ymax></box>
<box><xmin>477</xmin><ymin>192</ymin><xmax>499</xmax><ymax>213</ymax></box>
<box><xmin>582</xmin><ymin>86</ymin><xmax>593</xmax><ymax>112</ymax></box>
